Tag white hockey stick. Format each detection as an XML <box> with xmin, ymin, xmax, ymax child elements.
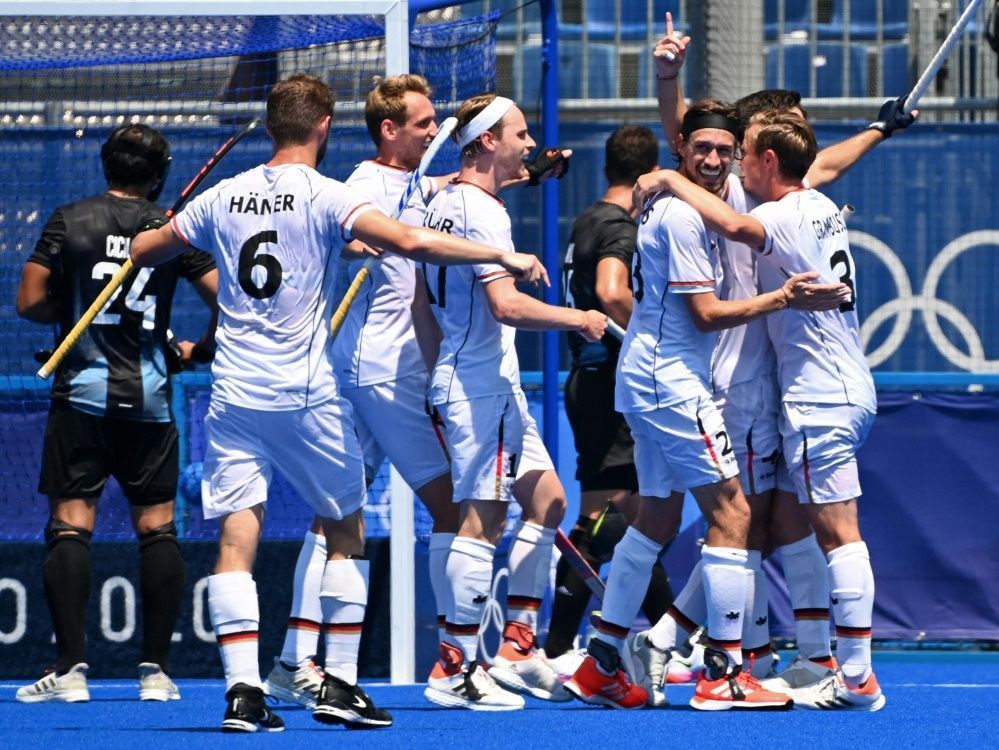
<box><xmin>330</xmin><ymin>116</ymin><xmax>459</xmax><ymax>337</ymax></box>
<box><xmin>904</xmin><ymin>0</ymin><xmax>984</xmax><ymax>113</ymax></box>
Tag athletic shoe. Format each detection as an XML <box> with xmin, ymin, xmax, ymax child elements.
<box><xmin>624</xmin><ymin>630</ymin><xmax>668</xmax><ymax>707</ymax></box>
<box><xmin>564</xmin><ymin>639</ymin><xmax>648</xmax><ymax>709</ymax></box>
<box><xmin>794</xmin><ymin>671</ymin><xmax>886</xmax><ymax>712</ymax></box>
<box><xmin>16</xmin><ymin>663</ymin><xmax>90</xmax><ymax>703</ymax></box>
<box><xmin>545</xmin><ymin>648</ymin><xmax>587</xmax><ymax>682</ymax></box>
<box><xmin>690</xmin><ymin>666</ymin><xmax>794</xmax><ymax>711</ymax></box>
<box><xmin>138</xmin><ymin>662</ymin><xmax>181</xmax><ymax>701</ymax></box>
<box><xmin>665</xmin><ymin>627</ymin><xmax>706</xmax><ymax>684</ymax></box>
<box><xmin>312</xmin><ymin>674</ymin><xmax>393</xmax><ymax>728</ymax></box>
<box><xmin>222</xmin><ymin>683</ymin><xmax>285</xmax><ymax>733</ymax></box>
<box><xmin>490</xmin><ymin>641</ymin><xmax>572</xmax><ymax>701</ymax></box>
<box><xmin>760</xmin><ymin>655</ymin><xmax>836</xmax><ymax>695</ymax></box>
<box><xmin>424</xmin><ymin>660</ymin><xmax>525</xmax><ymax>711</ymax></box>
<box><xmin>263</xmin><ymin>657</ymin><xmax>324</xmax><ymax>708</ymax></box>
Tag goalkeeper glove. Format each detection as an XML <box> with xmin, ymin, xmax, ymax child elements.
<box><xmin>525</xmin><ymin>147</ymin><xmax>571</xmax><ymax>185</ymax></box>
<box><xmin>867</xmin><ymin>94</ymin><xmax>916</xmax><ymax>138</ymax></box>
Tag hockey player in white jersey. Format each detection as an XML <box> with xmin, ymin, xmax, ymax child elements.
<box><xmin>419</xmin><ymin>93</ymin><xmax>606</xmax><ymax>711</ymax></box>
<box><xmin>262</xmin><ymin>74</ymin><xmax>461</xmax><ymax>711</ymax></box>
<box><xmin>648</xmin><ymin>110</ymin><xmax>885</xmax><ymax>712</ymax></box>
<box><xmin>130</xmin><ymin>74</ymin><xmax>547</xmax><ymax>732</ymax></box>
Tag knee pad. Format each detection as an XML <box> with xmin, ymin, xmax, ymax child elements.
<box><xmin>588</xmin><ymin>505</ymin><xmax>628</xmax><ymax>564</ymax></box>
<box><xmin>44</xmin><ymin>517</ymin><xmax>93</xmax><ymax>550</ymax></box>
<box><xmin>138</xmin><ymin>521</ymin><xmax>179</xmax><ymax>551</ymax></box>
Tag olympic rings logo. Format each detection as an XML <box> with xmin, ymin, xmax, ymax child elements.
<box><xmin>477</xmin><ymin>565</ymin><xmax>508</xmax><ymax>664</ymax></box>
<box><xmin>852</xmin><ymin>229</ymin><xmax>999</xmax><ymax>372</ymax></box>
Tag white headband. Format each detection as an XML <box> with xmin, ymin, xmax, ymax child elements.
<box><xmin>456</xmin><ymin>96</ymin><xmax>514</xmax><ymax>148</ymax></box>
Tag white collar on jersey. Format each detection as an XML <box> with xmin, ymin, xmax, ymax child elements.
<box><xmin>456</xmin><ymin>97</ymin><xmax>514</xmax><ymax>148</ymax></box>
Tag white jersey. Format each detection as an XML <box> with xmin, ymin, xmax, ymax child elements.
<box><xmin>616</xmin><ymin>191</ymin><xmax>718</xmax><ymax>413</ymax></box>
<box><xmin>751</xmin><ymin>189</ymin><xmax>876</xmax><ymax>412</ymax></box>
<box><xmin>172</xmin><ymin>163</ymin><xmax>372</xmax><ymax>410</ymax></box>
<box><xmin>423</xmin><ymin>180</ymin><xmax>520</xmax><ymax>405</ymax></box>
<box><xmin>331</xmin><ymin>160</ymin><xmax>438</xmax><ymax>388</ymax></box>
<box><xmin>710</xmin><ymin>175</ymin><xmax>778</xmax><ymax>391</ymax></box>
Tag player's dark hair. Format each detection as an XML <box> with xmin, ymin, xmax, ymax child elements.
<box><xmin>267</xmin><ymin>73</ymin><xmax>335</xmax><ymax>147</ymax></box>
<box><xmin>735</xmin><ymin>88</ymin><xmax>809</xmax><ymax>126</ymax></box>
<box><xmin>453</xmin><ymin>93</ymin><xmax>505</xmax><ymax>160</ymax></box>
<box><xmin>674</xmin><ymin>99</ymin><xmax>740</xmax><ymax>163</ymax></box>
<box><xmin>101</xmin><ymin>124</ymin><xmax>171</xmax><ymax>200</ymax></box>
<box><xmin>748</xmin><ymin>110</ymin><xmax>817</xmax><ymax>182</ymax></box>
<box><xmin>365</xmin><ymin>74</ymin><xmax>434</xmax><ymax>147</ymax></box>
<box><xmin>604</xmin><ymin>125</ymin><xmax>658</xmax><ymax>185</ymax></box>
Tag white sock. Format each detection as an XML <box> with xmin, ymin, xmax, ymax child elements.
<box><xmin>279</xmin><ymin>530</ymin><xmax>326</xmax><ymax>667</ymax></box>
<box><xmin>742</xmin><ymin>550</ymin><xmax>773</xmax><ymax>677</ymax></box>
<box><xmin>445</xmin><ymin>536</ymin><xmax>495</xmax><ymax>665</ymax></box>
<box><xmin>596</xmin><ymin>526</ymin><xmax>660</xmax><ymax>652</ymax></box>
<box><xmin>208</xmin><ymin>571</ymin><xmax>261</xmax><ymax>692</ymax></box>
<box><xmin>827</xmin><ymin>541</ymin><xmax>875</xmax><ymax>687</ymax></box>
<box><xmin>702</xmin><ymin>545</ymin><xmax>749</xmax><ymax>669</ymax></box>
<box><xmin>319</xmin><ymin>558</ymin><xmax>369</xmax><ymax>686</ymax></box>
<box><xmin>780</xmin><ymin>533</ymin><xmax>832</xmax><ymax>660</ymax></box>
<box><xmin>506</xmin><ymin>521</ymin><xmax>555</xmax><ymax>632</ymax></box>
<box><xmin>647</xmin><ymin>560</ymin><xmax>704</xmax><ymax>652</ymax></box>
<box><xmin>428</xmin><ymin>532</ymin><xmax>455</xmax><ymax>643</ymax></box>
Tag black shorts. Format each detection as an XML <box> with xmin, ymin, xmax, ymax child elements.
<box><xmin>38</xmin><ymin>400</ymin><xmax>179</xmax><ymax>506</ymax></box>
<box><xmin>564</xmin><ymin>360</ymin><xmax>638</xmax><ymax>493</ymax></box>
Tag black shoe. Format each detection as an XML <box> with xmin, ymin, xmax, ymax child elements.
<box><xmin>312</xmin><ymin>674</ymin><xmax>393</xmax><ymax>729</ymax></box>
<box><xmin>222</xmin><ymin>683</ymin><xmax>285</xmax><ymax>733</ymax></box>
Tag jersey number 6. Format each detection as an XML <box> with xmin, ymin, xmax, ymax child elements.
<box><xmin>238</xmin><ymin>230</ymin><xmax>282</xmax><ymax>300</ymax></box>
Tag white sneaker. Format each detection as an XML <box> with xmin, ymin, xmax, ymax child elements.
<box><xmin>545</xmin><ymin>648</ymin><xmax>586</xmax><ymax>682</ymax></box>
<box><xmin>424</xmin><ymin>661</ymin><xmax>525</xmax><ymax>711</ymax></box>
<box><xmin>490</xmin><ymin>642</ymin><xmax>571</xmax><ymax>702</ymax></box>
<box><xmin>138</xmin><ymin>663</ymin><xmax>181</xmax><ymax>701</ymax></box>
<box><xmin>16</xmin><ymin>663</ymin><xmax>90</xmax><ymax>703</ymax></box>
<box><xmin>759</xmin><ymin>655</ymin><xmax>836</xmax><ymax>695</ymax></box>
<box><xmin>624</xmin><ymin>630</ymin><xmax>668</xmax><ymax>707</ymax></box>
<box><xmin>262</xmin><ymin>658</ymin><xmax>324</xmax><ymax>708</ymax></box>
<box><xmin>793</xmin><ymin>671</ymin><xmax>886</xmax><ymax>711</ymax></box>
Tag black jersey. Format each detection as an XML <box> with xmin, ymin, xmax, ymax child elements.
<box><xmin>561</xmin><ymin>200</ymin><xmax>636</xmax><ymax>364</ymax></box>
<box><xmin>29</xmin><ymin>193</ymin><xmax>215</xmax><ymax>422</ymax></box>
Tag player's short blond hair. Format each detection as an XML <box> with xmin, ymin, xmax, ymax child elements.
<box><xmin>454</xmin><ymin>93</ymin><xmax>505</xmax><ymax>160</ymax></box>
<box><xmin>365</xmin><ymin>74</ymin><xmax>434</xmax><ymax>147</ymax></box>
<box><xmin>747</xmin><ymin>110</ymin><xmax>817</xmax><ymax>182</ymax></box>
<box><xmin>266</xmin><ymin>74</ymin><xmax>335</xmax><ymax>147</ymax></box>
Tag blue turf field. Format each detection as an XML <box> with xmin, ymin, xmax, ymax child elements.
<box><xmin>3</xmin><ymin>652</ymin><xmax>998</xmax><ymax>749</ymax></box>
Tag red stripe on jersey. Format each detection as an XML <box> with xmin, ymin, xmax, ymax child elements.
<box><xmin>340</xmin><ymin>201</ymin><xmax>374</xmax><ymax>241</ymax></box>
<box><xmin>667</xmin><ymin>279</ymin><xmax>715</xmax><ymax>287</ymax></box>
<box><xmin>170</xmin><ymin>216</ymin><xmax>193</xmax><ymax>247</ymax></box>
<box><xmin>450</xmin><ymin>178</ymin><xmax>505</xmax><ymax>206</ymax></box>
<box><xmin>478</xmin><ymin>270</ymin><xmax>512</xmax><ymax>282</ymax></box>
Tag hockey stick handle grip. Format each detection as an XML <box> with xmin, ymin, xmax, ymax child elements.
<box><xmin>904</xmin><ymin>0</ymin><xmax>983</xmax><ymax>113</ymax></box>
<box><xmin>36</xmin><ymin>117</ymin><xmax>262</xmax><ymax>380</ymax></box>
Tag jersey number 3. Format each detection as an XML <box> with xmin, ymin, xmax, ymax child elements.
<box><xmin>239</xmin><ymin>230</ymin><xmax>282</xmax><ymax>300</ymax></box>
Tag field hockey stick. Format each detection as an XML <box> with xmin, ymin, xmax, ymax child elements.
<box><xmin>555</xmin><ymin>528</ymin><xmax>605</xmax><ymax>600</ymax></box>
<box><xmin>37</xmin><ymin>117</ymin><xmax>262</xmax><ymax>379</ymax></box>
<box><xmin>903</xmin><ymin>0</ymin><xmax>984</xmax><ymax>113</ymax></box>
<box><xmin>329</xmin><ymin>116</ymin><xmax>459</xmax><ymax>338</ymax></box>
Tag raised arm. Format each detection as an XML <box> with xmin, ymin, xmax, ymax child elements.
<box><xmin>654</xmin><ymin>11</ymin><xmax>691</xmax><ymax>154</ymax></box>
<box><xmin>482</xmin><ymin>276</ymin><xmax>606</xmax><ymax>341</ymax></box>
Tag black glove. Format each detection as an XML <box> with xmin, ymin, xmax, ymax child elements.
<box><xmin>190</xmin><ymin>337</ymin><xmax>216</xmax><ymax>364</ymax></box>
<box><xmin>867</xmin><ymin>94</ymin><xmax>916</xmax><ymax>138</ymax></box>
<box><xmin>136</xmin><ymin>216</ymin><xmax>166</xmax><ymax>234</ymax></box>
<box><xmin>165</xmin><ymin>329</ymin><xmax>185</xmax><ymax>374</ymax></box>
<box><xmin>525</xmin><ymin>147</ymin><xmax>571</xmax><ymax>185</ymax></box>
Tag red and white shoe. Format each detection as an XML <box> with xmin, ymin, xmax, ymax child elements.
<box><xmin>690</xmin><ymin>667</ymin><xmax>794</xmax><ymax>711</ymax></box>
<box><xmin>564</xmin><ymin>640</ymin><xmax>648</xmax><ymax>710</ymax></box>
<box><xmin>489</xmin><ymin>622</ymin><xmax>571</xmax><ymax>702</ymax></box>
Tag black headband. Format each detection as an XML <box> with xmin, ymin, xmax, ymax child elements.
<box><xmin>681</xmin><ymin>112</ymin><xmax>742</xmax><ymax>140</ymax></box>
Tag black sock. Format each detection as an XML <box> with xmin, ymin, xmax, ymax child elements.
<box><xmin>139</xmin><ymin>536</ymin><xmax>185</xmax><ymax>671</ymax></box>
<box><xmin>543</xmin><ymin>518</ymin><xmax>598</xmax><ymax>658</ymax></box>
<box><xmin>44</xmin><ymin>537</ymin><xmax>91</xmax><ymax>673</ymax></box>
<box><xmin>640</xmin><ymin>562</ymin><xmax>674</xmax><ymax>625</ymax></box>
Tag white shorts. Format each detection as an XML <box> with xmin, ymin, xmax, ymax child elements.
<box><xmin>201</xmin><ymin>396</ymin><xmax>366</xmax><ymax>520</ymax></box>
<box><xmin>625</xmin><ymin>394</ymin><xmax>739</xmax><ymax>498</ymax></box>
<box><xmin>780</xmin><ymin>401</ymin><xmax>875</xmax><ymax>505</ymax></box>
<box><xmin>714</xmin><ymin>377</ymin><xmax>782</xmax><ymax>497</ymax></box>
<box><xmin>438</xmin><ymin>391</ymin><xmax>554</xmax><ymax>503</ymax></box>
<box><xmin>343</xmin><ymin>371</ymin><xmax>450</xmax><ymax>491</ymax></box>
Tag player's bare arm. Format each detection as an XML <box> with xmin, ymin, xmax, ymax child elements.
<box><xmin>683</xmin><ymin>272</ymin><xmax>849</xmax><ymax>332</ymax></box>
<box><xmin>411</xmin><ymin>268</ymin><xmax>443</xmax><ymax>372</ymax></box>
<box><xmin>15</xmin><ymin>262</ymin><xmax>59</xmax><ymax>324</ymax></box>
<box><xmin>351</xmin><ymin>209</ymin><xmax>548</xmax><ymax>286</ymax></box>
<box><xmin>654</xmin><ymin>11</ymin><xmax>691</xmax><ymax>153</ymax></box>
<box><xmin>175</xmin><ymin>267</ymin><xmax>219</xmax><ymax>365</ymax></box>
<box><xmin>483</xmin><ymin>276</ymin><xmax>606</xmax><ymax>341</ymax></box>
<box><xmin>131</xmin><ymin>222</ymin><xmax>187</xmax><ymax>267</ymax></box>
<box><xmin>635</xmin><ymin>169</ymin><xmax>766</xmax><ymax>248</ymax></box>
<box><xmin>594</xmin><ymin>256</ymin><xmax>632</xmax><ymax>329</ymax></box>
